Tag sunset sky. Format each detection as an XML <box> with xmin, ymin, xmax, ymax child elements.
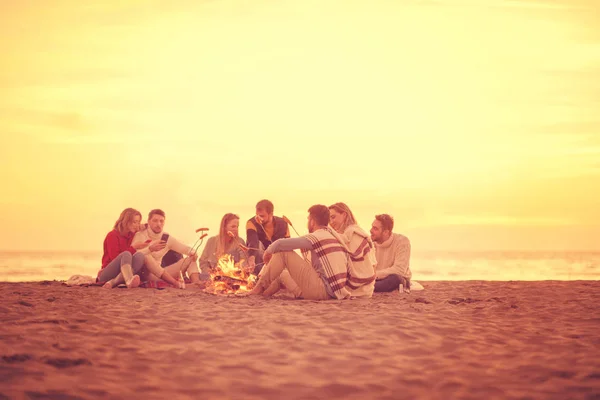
<box><xmin>1</xmin><ymin>0</ymin><xmax>599</xmax><ymax>253</ymax></box>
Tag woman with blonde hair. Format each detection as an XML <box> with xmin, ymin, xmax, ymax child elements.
<box><xmin>328</xmin><ymin>202</ymin><xmax>358</xmax><ymax>234</ymax></box>
<box><xmin>328</xmin><ymin>202</ymin><xmax>377</xmax><ymax>298</ymax></box>
<box><xmin>199</xmin><ymin>213</ymin><xmax>247</xmax><ymax>279</ymax></box>
<box><xmin>97</xmin><ymin>208</ymin><xmax>149</xmax><ymax>289</ymax></box>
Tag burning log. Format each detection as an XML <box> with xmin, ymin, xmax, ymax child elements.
<box><xmin>203</xmin><ymin>254</ymin><xmax>257</xmax><ymax>295</ymax></box>
<box><xmin>213</xmin><ymin>275</ymin><xmax>246</xmax><ymax>284</ymax></box>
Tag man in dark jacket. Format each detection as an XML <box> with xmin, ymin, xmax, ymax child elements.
<box><xmin>246</xmin><ymin>199</ymin><xmax>289</xmax><ymax>274</ymax></box>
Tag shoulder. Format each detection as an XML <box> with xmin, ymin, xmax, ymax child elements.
<box><xmin>246</xmin><ymin>219</ymin><xmax>257</xmax><ymax>230</ymax></box>
<box><xmin>393</xmin><ymin>233</ymin><xmax>410</xmax><ymax>246</ymax></box>
<box><xmin>132</xmin><ymin>230</ymin><xmax>146</xmax><ymax>240</ymax></box>
<box><xmin>105</xmin><ymin>229</ymin><xmax>119</xmax><ymax>240</ymax></box>
<box><xmin>237</xmin><ymin>237</ymin><xmax>246</xmax><ymax>246</ymax></box>
<box><xmin>274</xmin><ymin>216</ymin><xmax>288</xmax><ymax>226</ymax></box>
<box><xmin>344</xmin><ymin>224</ymin><xmax>369</xmax><ymax>238</ymax></box>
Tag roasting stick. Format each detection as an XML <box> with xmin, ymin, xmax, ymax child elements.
<box><xmin>282</xmin><ymin>215</ymin><xmax>300</xmax><ymax>237</ymax></box>
<box><xmin>282</xmin><ymin>215</ymin><xmax>311</xmax><ymax>262</ymax></box>
<box><xmin>179</xmin><ymin>228</ymin><xmax>209</xmax><ymax>283</ymax></box>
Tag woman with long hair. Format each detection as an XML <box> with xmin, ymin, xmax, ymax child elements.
<box><xmin>328</xmin><ymin>202</ymin><xmax>377</xmax><ymax>298</ymax></box>
<box><xmin>199</xmin><ymin>213</ymin><xmax>247</xmax><ymax>278</ymax></box>
<box><xmin>97</xmin><ymin>208</ymin><xmax>149</xmax><ymax>289</ymax></box>
<box><xmin>328</xmin><ymin>202</ymin><xmax>358</xmax><ymax>234</ymax></box>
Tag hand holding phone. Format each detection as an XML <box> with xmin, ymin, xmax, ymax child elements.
<box><xmin>149</xmin><ymin>240</ymin><xmax>167</xmax><ymax>252</ymax></box>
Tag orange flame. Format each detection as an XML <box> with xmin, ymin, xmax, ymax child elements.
<box><xmin>203</xmin><ymin>254</ymin><xmax>257</xmax><ymax>295</ymax></box>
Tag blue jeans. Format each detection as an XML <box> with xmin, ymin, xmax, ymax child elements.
<box><xmin>98</xmin><ymin>251</ymin><xmax>145</xmax><ymax>285</ymax></box>
<box><xmin>374</xmin><ymin>274</ymin><xmax>410</xmax><ymax>292</ymax></box>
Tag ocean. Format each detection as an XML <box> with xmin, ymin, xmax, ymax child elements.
<box><xmin>0</xmin><ymin>251</ymin><xmax>599</xmax><ymax>282</ymax></box>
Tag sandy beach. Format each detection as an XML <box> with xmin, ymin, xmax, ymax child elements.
<box><xmin>1</xmin><ymin>281</ymin><xmax>599</xmax><ymax>400</ymax></box>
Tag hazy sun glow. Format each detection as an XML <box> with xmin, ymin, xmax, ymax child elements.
<box><xmin>1</xmin><ymin>0</ymin><xmax>599</xmax><ymax>252</ymax></box>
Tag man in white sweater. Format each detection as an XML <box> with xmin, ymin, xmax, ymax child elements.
<box><xmin>132</xmin><ymin>209</ymin><xmax>201</xmax><ymax>286</ymax></box>
<box><xmin>370</xmin><ymin>214</ymin><xmax>412</xmax><ymax>292</ymax></box>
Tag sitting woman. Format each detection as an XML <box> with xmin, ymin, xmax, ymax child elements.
<box><xmin>199</xmin><ymin>213</ymin><xmax>247</xmax><ymax>279</ymax></box>
<box><xmin>97</xmin><ymin>208</ymin><xmax>149</xmax><ymax>289</ymax></box>
<box><xmin>328</xmin><ymin>202</ymin><xmax>377</xmax><ymax>298</ymax></box>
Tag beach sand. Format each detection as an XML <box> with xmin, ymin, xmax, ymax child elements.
<box><xmin>1</xmin><ymin>281</ymin><xmax>599</xmax><ymax>400</ymax></box>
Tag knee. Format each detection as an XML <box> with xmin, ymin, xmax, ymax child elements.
<box><xmin>121</xmin><ymin>251</ymin><xmax>133</xmax><ymax>262</ymax></box>
<box><xmin>276</xmin><ymin>251</ymin><xmax>294</xmax><ymax>263</ymax></box>
<box><xmin>132</xmin><ymin>252</ymin><xmax>145</xmax><ymax>271</ymax></box>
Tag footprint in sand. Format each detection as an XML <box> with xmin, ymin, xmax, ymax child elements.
<box><xmin>44</xmin><ymin>358</ymin><xmax>91</xmax><ymax>369</ymax></box>
<box><xmin>2</xmin><ymin>354</ymin><xmax>32</xmax><ymax>363</ymax></box>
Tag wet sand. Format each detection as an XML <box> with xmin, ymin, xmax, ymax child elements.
<box><xmin>1</xmin><ymin>281</ymin><xmax>599</xmax><ymax>399</ymax></box>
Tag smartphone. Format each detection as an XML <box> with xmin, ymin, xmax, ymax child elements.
<box><xmin>161</xmin><ymin>233</ymin><xmax>169</xmax><ymax>242</ymax></box>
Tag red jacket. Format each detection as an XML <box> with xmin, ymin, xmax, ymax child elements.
<box><xmin>101</xmin><ymin>229</ymin><xmax>136</xmax><ymax>269</ymax></box>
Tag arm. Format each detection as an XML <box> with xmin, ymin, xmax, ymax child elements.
<box><xmin>199</xmin><ymin>237</ymin><xmax>215</xmax><ymax>274</ymax></box>
<box><xmin>376</xmin><ymin>238</ymin><xmax>411</xmax><ymax>279</ymax></box>
<box><xmin>131</xmin><ymin>232</ymin><xmax>152</xmax><ymax>255</ymax></box>
<box><xmin>265</xmin><ymin>236</ymin><xmax>313</xmax><ymax>255</ymax></box>
<box><xmin>284</xmin><ymin>224</ymin><xmax>290</xmax><ymax>238</ymax></box>
<box><xmin>106</xmin><ymin>232</ymin><xmax>134</xmax><ymax>262</ymax></box>
<box><xmin>246</xmin><ymin>220</ymin><xmax>259</xmax><ymax>259</ymax></box>
<box><xmin>167</xmin><ymin>235</ymin><xmax>193</xmax><ymax>256</ymax></box>
<box><xmin>237</xmin><ymin>238</ymin><xmax>247</xmax><ymax>262</ymax></box>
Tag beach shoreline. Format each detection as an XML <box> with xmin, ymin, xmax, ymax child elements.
<box><xmin>1</xmin><ymin>280</ymin><xmax>599</xmax><ymax>399</ymax></box>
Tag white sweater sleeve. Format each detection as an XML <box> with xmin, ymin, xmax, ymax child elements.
<box><xmin>376</xmin><ymin>237</ymin><xmax>411</xmax><ymax>279</ymax></box>
<box><xmin>131</xmin><ymin>232</ymin><xmax>152</xmax><ymax>255</ymax></box>
<box><xmin>167</xmin><ymin>235</ymin><xmax>193</xmax><ymax>256</ymax></box>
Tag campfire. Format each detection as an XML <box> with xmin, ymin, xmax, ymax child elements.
<box><xmin>203</xmin><ymin>254</ymin><xmax>257</xmax><ymax>295</ymax></box>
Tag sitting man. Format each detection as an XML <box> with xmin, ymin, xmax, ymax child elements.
<box><xmin>369</xmin><ymin>214</ymin><xmax>412</xmax><ymax>292</ymax></box>
<box><xmin>132</xmin><ymin>209</ymin><xmax>201</xmax><ymax>287</ymax></box>
<box><xmin>245</xmin><ymin>199</ymin><xmax>290</xmax><ymax>274</ymax></box>
<box><xmin>250</xmin><ymin>204</ymin><xmax>371</xmax><ymax>300</ymax></box>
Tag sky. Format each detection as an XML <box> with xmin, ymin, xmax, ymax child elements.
<box><xmin>1</xmin><ymin>0</ymin><xmax>599</xmax><ymax>253</ymax></box>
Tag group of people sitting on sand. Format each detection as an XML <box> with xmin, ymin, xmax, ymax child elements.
<box><xmin>98</xmin><ymin>200</ymin><xmax>412</xmax><ymax>300</ymax></box>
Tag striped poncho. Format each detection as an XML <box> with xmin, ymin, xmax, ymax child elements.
<box><xmin>305</xmin><ymin>227</ymin><xmax>375</xmax><ymax>299</ymax></box>
<box><xmin>305</xmin><ymin>228</ymin><xmax>352</xmax><ymax>299</ymax></box>
<box><xmin>339</xmin><ymin>225</ymin><xmax>376</xmax><ymax>298</ymax></box>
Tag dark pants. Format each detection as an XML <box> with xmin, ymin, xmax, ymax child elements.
<box><xmin>374</xmin><ymin>274</ymin><xmax>410</xmax><ymax>292</ymax></box>
<box><xmin>161</xmin><ymin>250</ymin><xmax>182</xmax><ymax>267</ymax></box>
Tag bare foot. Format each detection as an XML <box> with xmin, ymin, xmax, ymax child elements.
<box><xmin>248</xmin><ymin>285</ymin><xmax>264</xmax><ymax>296</ymax></box>
<box><xmin>126</xmin><ymin>275</ymin><xmax>141</xmax><ymax>289</ymax></box>
<box><xmin>102</xmin><ymin>282</ymin><xmax>113</xmax><ymax>289</ymax></box>
<box><xmin>171</xmin><ymin>281</ymin><xmax>184</xmax><ymax>289</ymax></box>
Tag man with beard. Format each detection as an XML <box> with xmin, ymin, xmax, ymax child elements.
<box><xmin>245</xmin><ymin>199</ymin><xmax>290</xmax><ymax>274</ymax></box>
<box><xmin>132</xmin><ymin>209</ymin><xmax>201</xmax><ymax>287</ymax></box>
<box><xmin>369</xmin><ymin>214</ymin><xmax>412</xmax><ymax>292</ymax></box>
<box><xmin>250</xmin><ymin>204</ymin><xmax>372</xmax><ymax>300</ymax></box>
